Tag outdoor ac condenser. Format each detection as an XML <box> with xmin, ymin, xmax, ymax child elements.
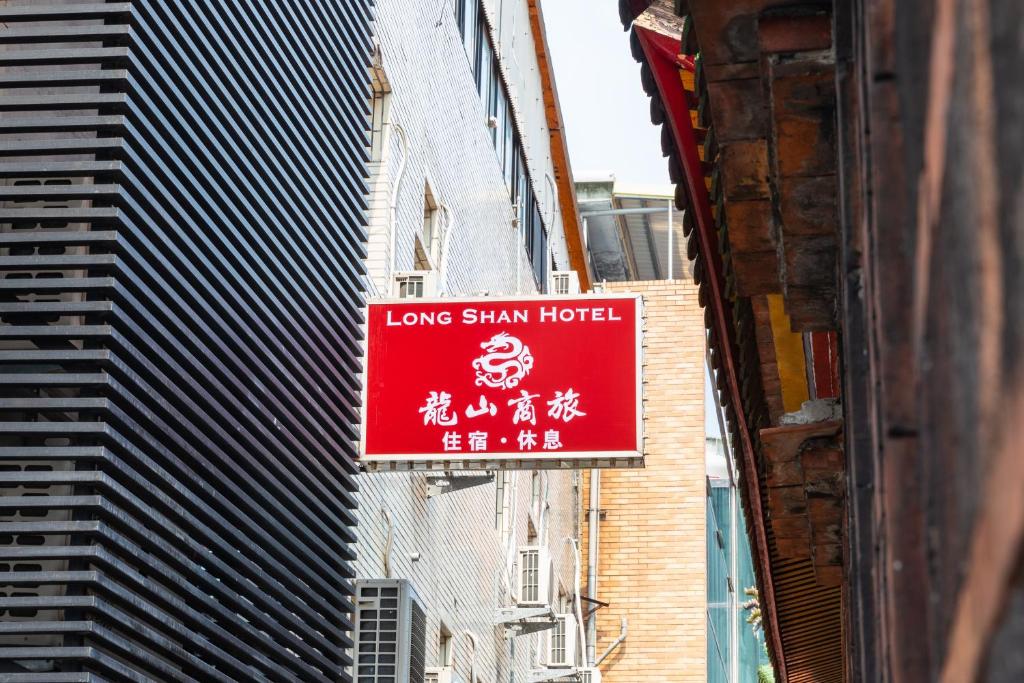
<box><xmin>545</xmin><ymin>613</ymin><xmax>578</xmax><ymax>668</ymax></box>
<box><xmin>425</xmin><ymin>666</ymin><xmax>466</xmax><ymax>683</ymax></box>
<box><xmin>353</xmin><ymin>579</ymin><xmax>427</xmax><ymax>683</ymax></box>
<box><xmin>550</xmin><ymin>270</ymin><xmax>580</xmax><ymax>295</ymax></box>
<box><xmin>516</xmin><ymin>545</ymin><xmax>556</xmax><ymax>607</ymax></box>
<box><xmin>393</xmin><ymin>270</ymin><xmax>437</xmax><ymax>298</ymax></box>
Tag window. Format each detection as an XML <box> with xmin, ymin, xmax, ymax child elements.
<box><xmin>495</xmin><ymin>471</ymin><xmax>512</xmax><ymax>544</ymax></box>
<box><xmin>465</xmin><ymin>0</ymin><xmax>551</xmax><ymax>291</ymax></box>
<box><xmin>478</xmin><ymin>27</ymin><xmax>493</xmax><ymax>101</ymax></box>
<box><xmin>396</xmin><ymin>273</ymin><xmax>425</xmax><ymax>299</ymax></box>
<box><xmin>528</xmin><ymin>470</ymin><xmax>541</xmax><ymax>542</ymax></box>
<box><xmin>369</xmin><ymin>69</ymin><xmax>391</xmax><ymax>164</ymax></box>
<box><xmin>438</xmin><ymin>623</ymin><xmax>453</xmax><ymax>666</ymax></box>
<box><xmin>455</xmin><ymin>0</ymin><xmax>478</xmax><ymax>61</ymax></box>
<box><xmin>503</xmin><ymin>102</ymin><xmax>514</xmax><ymax>184</ymax></box>
<box><xmin>558</xmin><ymin>585</ymin><xmax>572</xmax><ymax>613</ymax></box>
<box><xmin>416</xmin><ymin>183</ymin><xmax>440</xmax><ymax>270</ymax></box>
<box><xmin>455</xmin><ymin>0</ymin><xmax>467</xmax><ymax>40</ymax></box>
<box><xmin>487</xmin><ymin>62</ymin><xmax>500</xmax><ymax>146</ymax></box>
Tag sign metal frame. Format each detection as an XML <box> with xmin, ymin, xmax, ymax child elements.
<box><xmin>358</xmin><ymin>293</ymin><xmax>645</xmax><ymax>471</ymax></box>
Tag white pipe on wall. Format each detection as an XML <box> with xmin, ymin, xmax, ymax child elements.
<box><xmin>667</xmin><ymin>198</ymin><xmax>674</xmax><ymax>280</ymax></box>
<box><xmin>569</xmin><ymin>538</ymin><xmax>588</xmax><ymax>665</ymax></box>
<box><xmin>586</xmin><ymin>470</ymin><xmax>600</xmax><ymax>665</ymax></box>
<box><xmin>596</xmin><ymin>617</ymin><xmax>627</xmax><ymax>666</ymax></box>
<box><xmin>457</xmin><ymin>630</ymin><xmax>478</xmax><ymax>681</ymax></box>
<box><xmin>381</xmin><ymin>507</ymin><xmax>393</xmax><ymax>579</ymax></box>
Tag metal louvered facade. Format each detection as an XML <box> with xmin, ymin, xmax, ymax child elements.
<box><xmin>0</xmin><ymin>1</ymin><xmax>370</xmax><ymax>681</ymax></box>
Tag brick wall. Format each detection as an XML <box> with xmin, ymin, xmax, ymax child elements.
<box><xmin>355</xmin><ymin>1</ymin><xmax>579</xmax><ymax>681</ymax></box>
<box><xmin>582</xmin><ymin>280</ymin><xmax>707</xmax><ymax>681</ymax></box>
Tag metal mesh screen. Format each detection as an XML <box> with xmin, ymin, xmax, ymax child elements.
<box><xmin>408</xmin><ymin>597</ymin><xmax>427</xmax><ymax>683</ymax></box>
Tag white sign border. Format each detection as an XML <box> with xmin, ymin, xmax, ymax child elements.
<box><xmin>358</xmin><ymin>292</ymin><xmax>645</xmax><ymax>471</ymax></box>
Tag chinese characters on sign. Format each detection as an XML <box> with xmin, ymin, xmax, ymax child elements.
<box><xmin>362</xmin><ymin>296</ymin><xmax>642</xmax><ymax>467</ymax></box>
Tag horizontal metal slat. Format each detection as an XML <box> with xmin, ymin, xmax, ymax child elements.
<box><xmin>0</xmin><ymin>24</ymin><xmax>131</xmax><ymax>44</ymax></box>
<box><xmin>0</xmin><ymin>446</ymin><xmax>107</xmax><ymax>461</ymax></box>
<box><xmin>0</xmin><ymin>646</ymin><xmax>150</xmax><ymax>683</ymax></box>
<box><xmin>0</xmin><ymin>47</ymin><xmax>130</xmax><ymax>66</ymax></box>
<box><xmin>0</xmin><ymin>3</ymin><xmax>131</xmax><ymax>21</ymax></box>
<box><xmin>0</xmin><ymin>277</ymin><xmax>115</xmax><ymax>294</ymax></box>
<box><xmin>0</xmin><ymin>138</ymin><xmax>124</xmax><ymax>155</ymax></box>
<box><xmin>0</xmin><ymin>115</ymin><xmax>125</xmax><ymax>134</ymax></box>
<box><xmin>0</xmin><ymin>324</ymin><xmax>112</xmax><ymax>339</ymax></box>
<box><xmin>0</xmin><ymin>349</ymin><xmax>110</xmax><ymax>364</ymax></box>
<box><xmin>0</xmin><ymin>68</ymin><xmax>128</xmax><ymax>88</ymax></box>
<box><xmin>0</xmin><ymin>161</ymin><xmax>123</xmax><ymax>176</ymax></box>
<box><xmin>0</xmin><ymin>671</ymin><xmax>105</xmax><ymax>683</ymax></box>
<box><xmin>0</xmin><ymin>230</ymin><xmax>118</xmax><ymax>246</ymax></box>
<box><xmin>0</xmin><ymin>94</ymin><xmax>127</xmax><ymax>112</ymax></box>
<box><xmin>0</xmin><ymin>254</ymin><xmax>116</xmax><ymax>269</ymax></box>
<box><xmin>0</xmin><ymin>372</ymin><xmax>109</xmax><ymax>386</ymax></box>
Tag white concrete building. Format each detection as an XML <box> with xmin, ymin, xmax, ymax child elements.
<box><xmin>354</xmin><ymin>1</ymin><xmax>591</xmax><ymax>681</ymax></box>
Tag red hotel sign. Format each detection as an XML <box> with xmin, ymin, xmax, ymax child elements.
<box><xmin>361</xmin><ymin>295</ymin><xmax>643</xmax><ymax>469</ymax></box>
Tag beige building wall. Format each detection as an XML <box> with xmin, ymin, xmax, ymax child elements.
<box><xmin>582</xmin><ymin>279</ymin><xmax>707</xmax><ymax>681</ymax></box>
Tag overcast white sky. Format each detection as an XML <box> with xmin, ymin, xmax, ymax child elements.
<box><xmin>541</xmin><ymin>0</ymin><xmax>669</xmax><ymax>188</ymax></box>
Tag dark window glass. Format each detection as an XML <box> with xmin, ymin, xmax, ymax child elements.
<box><xmin>503</xmin><ymin>103</ymin><xmax>515</xmax><ymax>184</ymax></box>
<box><xmin>476</xmin><ymin>16</ymin><xmax>490</xmax><ymax>96</ymax></box>
<box><xmin>490</xmin><ymin>62</ymin><xmax>502</xmax><ymax>146</ymax></box>
<box><xmin>533</xmin><ymin>201</ymin><xmax>547</xmax><ymax>286</ymax></box>
<box><xmin>455</xmin><ymin>0</ymin><xmax>466</xmax><ymax>39</ymax></box>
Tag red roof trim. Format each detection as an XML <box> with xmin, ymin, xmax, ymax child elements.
<box><xmin>633</xmin><ymin>25</ymin><xmax>788</xmax><ymax>682</ymax></box>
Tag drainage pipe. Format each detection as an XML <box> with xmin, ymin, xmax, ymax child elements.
<box><xmin>381</xmin><ymin>508</ymin><xmax>394</xmax><ymax>578</ymax></box>
<box><xmin>596</xmin><ymin>617</ymin><xmax>627</xmax><ymax>666</ymax></box>
<box><xmin>586</xmin><ymin>470</ymin><xmax>600</xmax><ymax>665</ymax></box>
<box><xmin>457</xmin><ymin>630</ymin><xmax>478</xmax><ymax>681</ymax></box>
<box><xmin>569</xmin><ymin>538</ymin><xmax>587</xmax><ymax>665</ymax></box>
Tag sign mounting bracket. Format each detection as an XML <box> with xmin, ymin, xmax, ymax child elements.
<box><xmin>426</xmin><ymin>473</ymin><xmax>495</xmax><ymax>498</ymax></box>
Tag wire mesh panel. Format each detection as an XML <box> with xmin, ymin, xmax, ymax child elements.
<box><xmin>0</xmin><ymin>0</ymin><xmax>371</xmax><ymax>679</ymax></box>
<box><xmin>408</xmin><ymin>597</ymin><xmax>427</xmax><ymax>682</ymax></box>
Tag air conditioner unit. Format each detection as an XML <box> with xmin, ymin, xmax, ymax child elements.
<box><xmin>393</xmin><ymin>270</ymin><xmax>437</xmax><ymax>298</ymax></box>
<box><xmin>425</xmin><ymin>666</ymin><xmax>466</xmax><ymax>683</ymax></box>
<box><xmin>354</xmin><ymin>579</ymin><xmax>427</xmax><ymax>682</ymax></box>
<box><xmin>544</xmin><ymin>613</ymin><xmax>578</xmax><ymax>668</ymax></box>
<box><xmin>516</xmin><ymin>545</ymin><xmax>556</xmax><ymax>608</ymax></box>
<box><xmin>578</xmin><ymin>667</ymin><xmax>603</xmax><ymax>683</ymax></box>
<box><xmin>550</xmin><ymin>271</ymin><xmax>580</xmax><ymax>295</ymax></box>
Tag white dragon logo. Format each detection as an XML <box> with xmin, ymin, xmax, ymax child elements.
<box><xmin>472</xmin><ymin>332</ymin><xmax>534</xmax><ymax>390</ymax></box>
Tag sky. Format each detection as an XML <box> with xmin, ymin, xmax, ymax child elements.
<box><xmin>541</xmin><ymin>1</ymin><xmax>722</xmax><ymax>440</ymax></box>
<box><xmin>540</xmin><ymin>0</ymin><xmax>669</xmax><ymax>188</ymax></box>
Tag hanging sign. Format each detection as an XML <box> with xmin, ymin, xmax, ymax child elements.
<box><xmin>361</xmin><ymin>294</ymin><xmax>644</xmax><ymax>470</ymax></box>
